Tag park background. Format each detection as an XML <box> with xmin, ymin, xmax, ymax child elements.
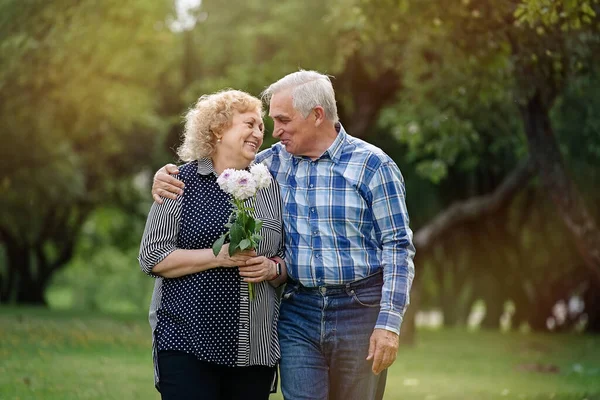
<box><xmin>1</xmin><ymin>0</ymin><xmax>599</xmax><ymax>399</ymax></box>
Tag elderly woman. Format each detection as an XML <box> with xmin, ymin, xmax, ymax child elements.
<box><xmin>138</xmin><ymin>90</ymin><xmax>287</xmax><ymax>400</ymax></box>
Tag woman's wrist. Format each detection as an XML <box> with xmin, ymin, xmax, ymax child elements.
<box><xmin>267</xmin><ymin>258</ymin><xmax>281</xmax><ymax>281</ymax></box>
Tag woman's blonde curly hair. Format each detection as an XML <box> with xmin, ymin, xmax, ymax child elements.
<box><xmin>177</xmin><ymin>89</ymin><xmax>263</xmax><ymax>162</ymax></box>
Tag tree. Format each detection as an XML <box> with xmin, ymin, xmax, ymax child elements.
<box><xmin>0</xmin><ymin>0</ymin><xmax>176</xmax><ymax>304</ymax></box>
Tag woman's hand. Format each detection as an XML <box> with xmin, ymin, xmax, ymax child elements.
<box><xmin>215</xmin><ymin>244</ymin><xmax>256</xmax><ymax>268</ymax></box>
<box><xmin>239</xmin><ymin>256</ymin><xmax>277</xmax><ymax>283</ymax></box>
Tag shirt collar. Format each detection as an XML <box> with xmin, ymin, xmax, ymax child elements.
<box><xmin>324</xmin><ymin>123</ymin><xmax>346</xmax><ymax>163</ymax></box>
<box><xmin>289</xmin><ymin>122</ymin><xmax>347</xmax><ymax>164</ymax></box>
<box><xmin>196</xmin><ymin>157</ymin><xmax>218</xmax><ymax>176</ymax></box>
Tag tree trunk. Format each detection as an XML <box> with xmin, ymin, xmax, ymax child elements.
<box><xmin>1</xmin><ymin>210</ymin><xmax>81</xmax><ymax>305</ymax></box>
<box><xmin>480</xmin><ymin>288</ymin><xmax>504</xmax><ymax>330</ymax></box>
<box><xmin>520</xmin><ymin>91</ymin><xmax>600</xmax><ymax>284</ymax></box>
<box><xmin>584</xmin><ymin>279</ymin><xmax>600</xmax><ymax>333</ymax></box>
<box><xmin>335</xmin><ymin>54</ymin><xmax>401</xmax><ymax>138</ymax></box>
<box><xmin>6</xmin><ymin>244</ymin><xmax>50</xmax><ymax>305</ymax></box>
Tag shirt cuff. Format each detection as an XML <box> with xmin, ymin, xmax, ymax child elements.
<box><xmin>138</xmin><ymin>247</ymin><xmax>176</xmax><ymax>278</ymax></box>
<box><xmin>375</xmin><ymin>310</ymin><xmax>404</xmax><ymax>335</ymax></box>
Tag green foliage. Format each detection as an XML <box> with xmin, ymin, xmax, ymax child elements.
<box><xmin>48</xmin><ymin>206</ymin><xmax>153</xmax><ymax>312</ymax></box>
<box><xmin>515</xmin><ymin>0</ymin><xmax>598</xmax><ymax>30</ymax></box>
<box><xmin>212</xmin><ymin>198</ymin><xmax>263</xmax><ymax>258</ymax></box>
<box><xmin>0</xmin><ymin>0</ymin><xmax>178</xmax><ymax>302</ymax></box>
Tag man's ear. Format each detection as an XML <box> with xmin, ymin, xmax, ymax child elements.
<box><xmin>313</xmin><ymin>106</ymin><xmax>326</xmax><ymax>127</ymax></box>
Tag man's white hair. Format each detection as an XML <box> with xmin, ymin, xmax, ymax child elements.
<box><xmin>262</xmin><ymin>70</ymin><xmax>339</xmax><ymax>123</ymax></box>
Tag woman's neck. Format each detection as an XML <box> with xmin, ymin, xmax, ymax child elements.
<box><xmin>212</xmin><ymin>154</ymin><xmax>250</xmax><ymax>175</ymax></box>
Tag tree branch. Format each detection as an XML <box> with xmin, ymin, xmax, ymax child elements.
<box><xmin>414</xmin><ymin>158</ymin><xmax>536</xmax><ymax>252</ymax></box>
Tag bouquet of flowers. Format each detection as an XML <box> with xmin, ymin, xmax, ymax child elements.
<box><xmin>212</xmin><ymin>163</ymin><xmax>272</xmax><ymax>300</ymax></box>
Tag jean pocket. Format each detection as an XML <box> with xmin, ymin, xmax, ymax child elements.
<box><xmin>348</xmin><ymin>286</ymin><xmax>381</xmax><ymax>308</ymax></box>
<box><xmin>282</xmin><ymin>285</ymin><xmax>298</xmax><ymax>301</ymax></box>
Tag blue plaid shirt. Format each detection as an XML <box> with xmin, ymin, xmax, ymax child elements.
<box><xmin>256</xmin><ymin>124</ymin><xmax>415</xmax><ymax>334</ymax></box>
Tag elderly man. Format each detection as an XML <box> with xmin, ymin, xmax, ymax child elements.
<box><xmin>152</xmin><ymin>70</ymin><xmax>415</xmax><ymax>400</ymax></box>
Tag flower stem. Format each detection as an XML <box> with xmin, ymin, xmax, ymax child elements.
<box><xmin>248</xmin><ymin>282</ymin><xmax>255</xmax><ymax>301</ymax></box>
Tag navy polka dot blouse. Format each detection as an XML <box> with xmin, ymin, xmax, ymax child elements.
<box><xmin>139</xmin><ymin>158</ymin><xmax>284</xmax><ymax>389</ymax></box>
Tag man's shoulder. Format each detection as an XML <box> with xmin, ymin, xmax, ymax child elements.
<box><xmin>256</xmin><ymin>143</ymin><xmax>289</xmax><ymax>164</ymax></box>
<box><xmin>343</xmin><ymin>135</ymin><xmax>392</xmax><ymax>166</ymax></box>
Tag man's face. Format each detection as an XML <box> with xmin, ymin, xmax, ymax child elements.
<box><xmin>268</xmin><ymin>89</ymin><xmax>316</xmax><ymax>157</ymax></box>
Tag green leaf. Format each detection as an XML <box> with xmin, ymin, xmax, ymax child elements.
<box><xmin>228</xmin><ymin>241</ymin><xmax>239</xmax><ymax>256</ymax></box>
<box><xmin>238</xmin><ymin>212</ymin><xmax>247</xmax><ymax>228</ymax></box>
<box><xmin>254</xmin><ymin>219</ymin><xmax>263</xmax><ymax>232</ymax></box>
<box><xmin>581</xmin><ymin>3</ymin><xmax>596</xmax><ymax>17</ymax></box>
<box><xmin>229</xmin><ymin>223</ymin><xmax>245</xmax><ymax>255</ymax></box>
<box><xmin>239</xmin><ymin>239</ymin><xmax>252</xmax><ymax>250</ymax></box>
<box><xmin>230</xmin><ymin>223</ymin><xmax>244</xmax><ymax>244</ymax></box>
<box><xmin>212</xmin><ymin>233</ymin><xmax>227</xmax><ymax>257</ymax></box>
<box><xmin>246</xmin><ymin>217</ymin><xmax>256</xmax><ymax>234</ymax></box>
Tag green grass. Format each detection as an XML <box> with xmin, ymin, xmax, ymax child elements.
<box><xmin>1</xmin><ymin>307</ymin><xmax>599</xmax><ymax>400</ymax></box>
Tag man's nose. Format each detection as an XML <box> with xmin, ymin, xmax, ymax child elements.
<box><xmin>272</xmin><ymin>125</ymin><xmax>282</xmax><ymax>137</ymax></box>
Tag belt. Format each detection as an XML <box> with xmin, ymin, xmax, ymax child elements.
<box><xmin>287</xmin><ymin>270</ymin><xmax>383</xmax><ymax>295</ymax></box>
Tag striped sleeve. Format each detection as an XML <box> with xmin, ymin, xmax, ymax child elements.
<box><xmin>244</xmin><ymin>173</ymin><xmax>284</xmax><ymax>368</ymax></box>
<box><xmin>253</xmin><ymin>176</ymin><xmax>285</xmax><ymax>260</ymax></box>
<box><xmin>138</xmin><ymin>180</ymin><xmax>182</xmax><ymax>277</ymax></box>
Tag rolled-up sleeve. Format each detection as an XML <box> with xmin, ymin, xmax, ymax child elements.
<box><xmin>138</xmin><ymin>192</ymin><xmax>182</xmax><ymax>277</ymax></box>
<box><xmin>369</xmin><ymin>161</ymin><xmax>416</xmax><ymax>335</ymax></box>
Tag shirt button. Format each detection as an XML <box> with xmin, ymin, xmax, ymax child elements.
<box><xmin>309</xmin><ymin>184</ymin><xmax>314</xmax><ymax>188</ymax></box>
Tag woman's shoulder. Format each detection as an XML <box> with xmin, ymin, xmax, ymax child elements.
<box><xmin>176</xmin><ymin>161</ymin><xmax>199</xmax><ymax>180</ymax></box>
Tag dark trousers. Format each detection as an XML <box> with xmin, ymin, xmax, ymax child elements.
<box><xmin>157</xmin><ymin>350</ymin><xmax>275</xmax><ymax>400</ymax></box>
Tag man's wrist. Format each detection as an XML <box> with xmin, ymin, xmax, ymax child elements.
<box><xmin>375</xmin><ymin>310</ymin><xmax>403</xmax><ymax>335</ymax></box>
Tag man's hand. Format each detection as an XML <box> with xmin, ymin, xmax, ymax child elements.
<box><xmin>366</xmin><ymin>328</ymin><xmax>399</xmax><ymax>375</ymax></box>
<box><xmin>152</xmin><ymin>164</ymin><xmax>184</xmax><ymax>204</ymax></box>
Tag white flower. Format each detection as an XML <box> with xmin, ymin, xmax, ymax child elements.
<box><xmin>217</xmin><ymin>168</ymin><xmax>263</xmax><ymax>200</ymax></box>
<box><xmin>231</xmin><ymin>171</ymin><xmax>257</xmax><ymax>200</ymax></box>
<box><xmin>250</xmin><ymin>163</ymin><xmax>271</xmax><ymax>190</ymax></box>
<box><xmin>217</xmin><ymin>168</ymin><xmax>237</xmax><ymax>193</ymax></box>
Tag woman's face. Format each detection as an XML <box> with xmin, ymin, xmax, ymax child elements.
<box><xmin>216</xmin><ymin>109</ymin><xmax>264</xmax><ymax>166</ymax></box>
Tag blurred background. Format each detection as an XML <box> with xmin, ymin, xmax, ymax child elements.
<box><xmin>1</xmin><ymin>0</ymin><xmax>599</xmax><ymax>399</ymax></box>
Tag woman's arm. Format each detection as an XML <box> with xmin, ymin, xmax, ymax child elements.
<box><xmin>153</xmin><ymin>245</ymin><xmax>256</xmax><ymax>278</ymax></box>
<box><xmin>139</xmin><ymin>174</ymin><xmax>255</xmax><ymax>278</ymax></box>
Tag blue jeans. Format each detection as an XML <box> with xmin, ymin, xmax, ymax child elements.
<box><xmin>278</xmin><ymin>271</ymin><xmax>387</xmax><ymax>400</ymax></box>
